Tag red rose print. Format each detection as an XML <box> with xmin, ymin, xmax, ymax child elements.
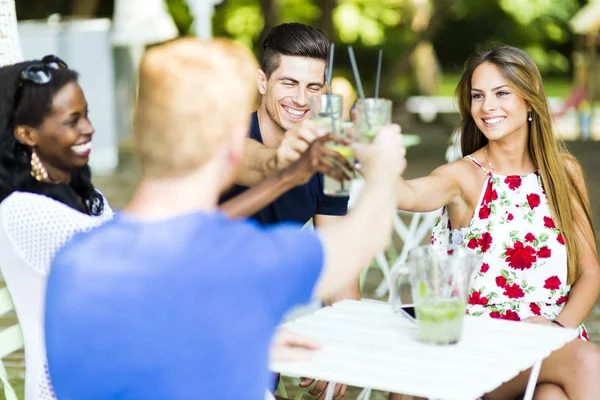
<box><xmin>479</xmin><ymin>205</ymin><xmax>491</xmax><ymax>219</ymax></box>
<box><xmin>491</xmin><ymin>189</ymin><xmax>498</xmax><ymax>201</ymax></box>
<box><xmin>483</xmin><ymin>180</ymin><xmax>494</xmax><ymax>204</ymax></box>
<box><xmin>495</xmin><ymin>276</ymin><xmax>507</xmax><ymax>288</ymax></box>
<box><xmin>556</xmin><ymin>295</ymin><xmax>568</xmax><ymax>305</ymax></box>
<box><xmin>538</xmin><ymin>246</ymin><xmax>551</xmax><ymax>258</ymax></box>
<box><xmin>527</xmin><ymin>193</ymin><xmax>540</xmax><ymax>209</ymax></box>
<box><xmin>557</xmin><ymin>234</ymin><xmax>565</xmax><ymax>245</ymax></box>
<box><xmin>502</xmin><ymin>309</ymin><xmax>521</xmax><ymax>321</ymax></box>
<box><xmin>507</xmin><ymin>213</ymin><xmax>514</xmax><ymax>221</ymax></box>
<box><xmin>544</xmin><ymin>216</ymin><xmax>556</xmax><ymax>229</ymax></box>
<box><xmin>480</xmin><ymin>263</ymin><xmax>490</xmax><ymax>273</ymax></box>
<box><xmin>467</xmin><ymin>238</ymin><xmax>478</xmax><ymax>250</ymax></box>
<box><xmin>543</xmin><ymin>276</ymin><xmax>561</xmax><ymax>291</ymax></box>
<box><xmin>478</xmin><ymin>232</ymin><xmax>493</xmax><ymax>252</ymax></box>
<box><xmin>469</xmin><ymin>291</ymin><xmax>488</xmax><ymax>305</ymax></box>
<box><xmin>529</xmin><ymin>303</ymin><xmax>541</xmax><ymax>316</ymax></box>
<box><xmin>525</xmin><ymin>233</ymin><xmax>535</xmax><ymax>243</ymax></box>
<box><xmin>490</xmin><ymin>311</ymin><xmax>501</xmax><ymax>319</ymax></box>
<box><xmin>505</xmin><ymin>176</ymin><xmax>522</xmax><ymax>190</ymax></box>
<box><xmin>505</xmin><ymin>241</ymin><xmax>537</xmax><ymax>270</ymax></box>
<box><xmin>582</xmin><ymin>330</ymin><xmax>589</xmax><ymax>341</ymax></box>
<box><xmin>503</xmin><ymin>283</ymin><xmax>525</xmax><ymax>299</ymax></box>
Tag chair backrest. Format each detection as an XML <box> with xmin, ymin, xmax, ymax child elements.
<box><xmin>350</xmin><ymin>178</ymin><xmax>441</xmax><ymax>297</ymax></box>
<box><xmin>0</xmin><ymin>284</ymin><xmax>24</xmax><ymax>400</ymax></box>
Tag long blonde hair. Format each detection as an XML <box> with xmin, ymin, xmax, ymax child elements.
<box><xmin>455</xmin><ymin>45</ymin><xmax>595</xmax><ymax>284</ymax></box>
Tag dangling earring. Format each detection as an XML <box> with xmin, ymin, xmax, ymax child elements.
<box><xmin>30</xmin><ymin>150</ymin><xmax>49</xmax><ymax>182</ymax></box>
<box><xmin>528</xmin><ymin>111</ymin><xmax>533</xmax><ymax>122</ymax></box>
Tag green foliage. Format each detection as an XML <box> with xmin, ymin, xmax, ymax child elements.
<box><xmin>280</xmin><ymin>0</ymin><xmax>320</xmax><ymax>23</ymax></box>
<box><xmin>498</xmin><ymin>0</ymin><xmax>578</xmax><ymax>26</ymax></box>
<box><xmin>212</xmin><ymin>0</ymin><xmax>263</xmax><ymax>48</ymax></box>
<box><xmin>186</xmin><ymin>0</ymin><xmax>587</xmax><ymax>95</ymax></box>
<box><xmin>165</xmin><ymin>0</ymin><xmax>195</xmax><ymax>36</ymax></box>
<box><xmin>334</xmin><ymin>0</ymin><xmax>404</xmax><ymax>45</ymax></box>
<box><xmin>497</xmin><ymin>0</ymin><xmax>579</xmax><ymax>73</ymax></box>
<box><xmin>14</xmin><ymin>0</ymin><xmax>587</xmax><ymax>84</ymax></box>
<box><xmin>434</xmin><ymin>0</ymin><xmax>580</xmax><ymax>76</ymax></box>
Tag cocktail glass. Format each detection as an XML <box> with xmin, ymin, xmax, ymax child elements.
<box><xmin>354</xmin><ymin>98</ymin><xmax>392</xmax><ymax>143</ymax></box>
<box><xmin>309</xmin><ymin>94</ymin><xmax>354</xmax><ymax>196</ymax></box>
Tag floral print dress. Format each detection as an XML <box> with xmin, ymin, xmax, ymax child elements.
<box><xmin>431</xmin><ymin>155</ymin><xmax>588</xmax><ymax>340</ymax></box>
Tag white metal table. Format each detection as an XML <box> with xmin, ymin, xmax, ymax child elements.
<box><xmin>271</xmin><ymin>299</ymin><xmax>578</xmax><ymax>400</ymax></box>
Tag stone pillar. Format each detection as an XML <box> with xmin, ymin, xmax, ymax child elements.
<box><xmin>0</xmin><ymin>0</ymin><xmax>22</xmax><ymax>66</ymax></box>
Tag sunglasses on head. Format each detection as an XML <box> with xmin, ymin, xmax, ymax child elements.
<box><xmin>19</xmin><ymin>55</ymin><xmax>68</xmax><ymax>85</ymax></box>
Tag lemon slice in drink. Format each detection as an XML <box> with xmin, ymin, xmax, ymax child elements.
<box><xmin>329</xmin><ymin>145</ymin><xmax>354</xmax><ymax>158</ymax></box>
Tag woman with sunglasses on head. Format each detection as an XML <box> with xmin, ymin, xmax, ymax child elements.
<box><xmin>0</xmin><ymin>55</ymin><xmax>352</xmax><ymax>400</ymax></box>
<box><xmin>0</xmin><ymin>56</ymin><xmax>113</xmax><ymax>400</ymax></box>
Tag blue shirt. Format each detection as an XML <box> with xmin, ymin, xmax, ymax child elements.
<box><xmin>45</xmin><ymin>211</ymin><xmax>324</xmax><ymax>400</ymax></box>
<box><xmin>220</xmin><ymin>112</ymin><xmax>348</xmax><ymax>225</ymax></box>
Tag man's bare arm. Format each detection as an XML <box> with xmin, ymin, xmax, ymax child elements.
<box><xmin>223</xmin><ymin>136</ymin><xmax>352</xmax><ymax>218</ymax></box>
<box><xmin>236</xmin><ymin>122</ymin><xmax>329</xmax><ymax>187</ymax></box>
<box><xmin>235</xmin><ymin>138</ymin><xmax>279</xmax><ymax>187</ymax></box>
<box><xmin>221</xmin><ymin>167</ymin><xmax>293</xmax><ymax>218</ymax></box>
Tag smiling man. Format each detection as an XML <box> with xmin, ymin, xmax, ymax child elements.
<box><xmin>222</xmin><ymin>23</ymin><xmax>349</xmax><ymax>228</ymax></box>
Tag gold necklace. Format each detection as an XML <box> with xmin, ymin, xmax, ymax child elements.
<box><xmin>484</xmin><ymin>145</ymin><xmax>496</xmax><ymax>173</ymax></box>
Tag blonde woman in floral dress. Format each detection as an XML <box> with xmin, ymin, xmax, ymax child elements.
<box><xmin>393</xmin><ymin>45</ymin><xmax>600</xmax><ymax>399</ymax></box>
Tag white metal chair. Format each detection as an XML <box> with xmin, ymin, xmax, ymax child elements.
<box><xmin>373</xmin><ymin>209</ymin><xmax>441</xmax><ymax>300</ymax></box>
<box><xmin>0</xmin><ymin>285</ymin><xmax>24</xmax><ymax>400</ymax></box>
<box><xmin>0</xmin><ymin>193</ymin><xmax>112</xmax><ymax>400</ymax></box>
<box><xmin>351</xmin><ymin>179</ymin><xmax>440</xmax><ymax>298</ymax></box>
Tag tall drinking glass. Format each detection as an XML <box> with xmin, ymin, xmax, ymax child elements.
<box><xmin>354</xmin><ymin>98</ymin><xmax>392</xmax><ymax>143</ymax></box>
<box><xmin>309</xmin><ymin>94</ymin><xmax>354</xmax><ymax>196</ymax></box>
<box><xmin>390</xmin><ymin>245</ymin><xmax>479</xmax><ymax>345</ymax></box>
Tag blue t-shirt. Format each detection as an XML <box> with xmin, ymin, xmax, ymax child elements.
<box><xmin>45</xmin><ymin>211</ymin><xmax>324</xmax><ymax>400</ymax></box>
<box><xmin>220</xmin><ymin>112</ymin><xmax>348</xmax><ymax>225</ymax></box>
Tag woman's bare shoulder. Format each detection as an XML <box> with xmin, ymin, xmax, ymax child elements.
<box><xmin>431</xmin><ymin>155</ymin><xmax>485</xmax><ymax>180</ymax></box>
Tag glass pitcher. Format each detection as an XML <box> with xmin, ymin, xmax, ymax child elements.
<box><xmin>390</xmin><ymin>245</ymin><xmax>480</xmax><ymax>345</ymax></box>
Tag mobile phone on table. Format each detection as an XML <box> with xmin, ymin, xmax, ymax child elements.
<box><xmin>399</xmin><ymin>304</ymin><xmax>416</xmax><ymax>323</ymax></box>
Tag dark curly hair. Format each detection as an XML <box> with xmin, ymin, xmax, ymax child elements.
<box><xmin>0</xmin><ymin>60</ymin><xmax>103</xmax><ymax>215</ymax></box>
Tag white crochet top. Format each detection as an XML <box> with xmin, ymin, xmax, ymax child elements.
<box><xmin>0</xmin><ymin>191</ymin><xmax>113</xmax><ymax>400</ymax></box>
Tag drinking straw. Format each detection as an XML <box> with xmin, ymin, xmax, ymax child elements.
<box><xmin>326</xmin><ymin>43</ymin><xmax>336</xmax><ymax>132</ymax></box>
<box><xmin>348</xmin><ymin>46</ymin><xmax>371</xmax><ymax>130</ymax></box>
<box><xmin>375</xmin><ymin>49</ymin><xmax>383</xmax><ymax>99</ymax></box>
<box><xmin>347</xmin><ymin>46</ymin><xmax>366</xmax><ymax>101</ymax></box>
<box><xmin>327</xmin><ymin>43</ymin><xmax>335</xmax><ymax>90</ymax></box>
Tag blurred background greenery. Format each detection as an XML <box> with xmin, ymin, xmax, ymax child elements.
<box><xmin>6</xmin><ymin>2</ymin><xmax>600</xmax><ymax>398</ymax></box>
<box><xmin>14</xmin><ymin>0</ymin><xmax>592</xmax><ymax>101</ymax></box>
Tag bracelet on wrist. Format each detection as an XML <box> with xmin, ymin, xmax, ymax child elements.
<box><xmin>551</xmin><ymin>319</ymin><xmax>565</xmax><ymax>328</ymax></box>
